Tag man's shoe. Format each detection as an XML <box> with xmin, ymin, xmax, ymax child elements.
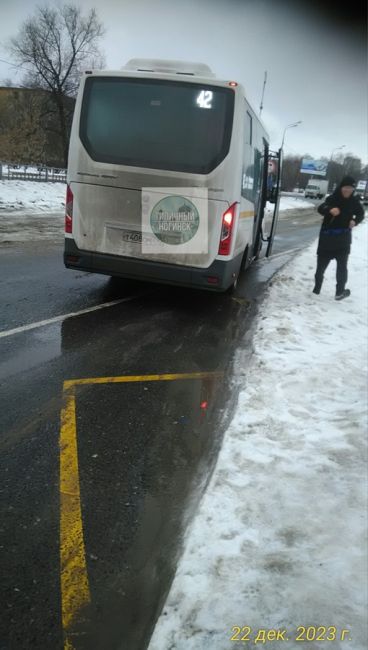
<box><xmin>335</xmin><ymin>289</ymin><xmax>351</xmax><ymax>301</ymax></box>
<box><xmin>312</xmin><ymin>287</ymin><xmax>320</xmax><ymax>295</ymax></box>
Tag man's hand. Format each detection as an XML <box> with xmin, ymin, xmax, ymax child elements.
<box><xmin>349</xmin><ymin>220</ymin><xmax>356</xmax><ymax>229</ymax></box>
<box><xmin>329</xmin><ymin>207</ymin><xmax>341</xmax><ymax>217</ymax></box>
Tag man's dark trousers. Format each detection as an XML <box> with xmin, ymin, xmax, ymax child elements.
<box><xmin>314</xmin><ymin>252</ymin><xmax>349</xmax><ymax>295</ymax></box>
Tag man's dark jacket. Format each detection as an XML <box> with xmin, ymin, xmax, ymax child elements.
<box><xmin>317</xmin><ymin>190</ymin><xmax>364</xmax><ymax>256</ymax></box>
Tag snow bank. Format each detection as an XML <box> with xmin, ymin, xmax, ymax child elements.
<box><xmin>148</xmin><ymin>222</ymin><xmax>368</xmax><ymax>650</ymax></box>
<box><xmin>0</xmin><ymin>180</ymin><xmax>65</xmax><ymax>212</ymax></box>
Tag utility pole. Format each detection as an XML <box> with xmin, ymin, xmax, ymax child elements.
<box><xmin>329</xmin><ymin>145</ymin><xmax>346</xmax><ymax>191</ymax></box>
<box><xmin>259</xmin><ymin>71</ymin><xmax>267</xmax><ymax>117</ymax></box>
<box><xmin>281</xmin><ymin>121</ymin><xmax>302</xmax><ymax>150</ymax></box>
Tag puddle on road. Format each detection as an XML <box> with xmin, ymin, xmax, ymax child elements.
<box><xmin>0</xmin><ymin>323</ymin><xmax>62</xmax><ymax>378</ymax></box>
<box><xmin>66</xmin><ymin>373</ymin><xmax>229</xmax><ymax>650</ymax></box>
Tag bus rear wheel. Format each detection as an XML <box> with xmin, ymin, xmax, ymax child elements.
<box><xmin>225</xmin><ymin>276</ymin><xmax>238</xmax><ymax>294</ymax></box>
<box><xmin>253</xmin><ymin>237</ymin><xmax>263</xmax><ymax>260</ymax></box>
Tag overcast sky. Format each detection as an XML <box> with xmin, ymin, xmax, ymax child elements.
<box><xmin>0</xmin><ymin>0</ymin><xmax>367</xmax><ymax>163</ymax></box>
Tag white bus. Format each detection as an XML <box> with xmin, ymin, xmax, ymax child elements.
<box><xmin>64</xmin><ymin>59</ymin><xmax>280</xmax><ymax>291</ymax></box>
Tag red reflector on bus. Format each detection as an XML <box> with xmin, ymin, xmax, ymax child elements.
<box><xmin>206</xmin><ymin>276</ymin><xmax>219</xmax><ymax>284</ymax></box>
<box><xmin>65</xmin><ymin>214</ymin><xmax>72</xmax><ymax>233</ymax></box>
<box><xmin>65</xmin><ymin>185</ymin><xmax>73</xmax><ymax>233</ymax></box>
<box><xmin>66</xmin><ymin>255</ymin><xmax>80</xmax><ymax>264</ymax></box>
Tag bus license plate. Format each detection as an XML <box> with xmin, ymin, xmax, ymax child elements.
<box><xmin>121</xmin><ymin>230</ymin><xmax>142</xmax><ymax>243</ymax></box>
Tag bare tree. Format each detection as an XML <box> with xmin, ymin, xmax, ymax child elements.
<box><xmin>9</xmin><ymin>4</ymin><xmax>105</xmax><ymax>166</ymax></box>
<box><xmin>281</xmin><ymin>156</ymin><xmax>304</xmax><ymax>191</ymax></box>
<box><xmin>342</xmin><ymin>154</ymin><xmax>362</xmax><ymax>180</ymax></box>
<box><xmin>0</xmin><ymin>89</ymin><xmax>47</xmax><ymax>163</ymax></box>
<box><xmin>361</xmin><ymin>163</ymin><xmax>368</xmax><ymax>180</ymax></box>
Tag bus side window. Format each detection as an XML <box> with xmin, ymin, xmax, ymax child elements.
<box><xmin>253</xmin><ymin>148</ymin><xmax>262</xmax><ymax>204</ymax></box>
<box><xmin>246</xmin><ymin>111</ymin><xmax>252</xmax><ymax>145</ymax></box>
<box><xmin>254</xmin><ymin>149</ymin><xmax>261</xmax><ymax>190</ymax></box>
<box><xmin>241</xmin><ymin>110</ymin><xmax>254</xmax><ymax>201</ymax></box>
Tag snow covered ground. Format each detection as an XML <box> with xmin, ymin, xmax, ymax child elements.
<box><xmin>0</xmin><ymin>179</ymin><xmax>65</xmax><ymax>212</ymax></box>
<box><xmin>278</xmin><ymin>195</ymin><xmax>316</xmax><ymax>211</ymax></box>
<box><xmin>0</xmin><ymin>180</ymin><xmax>66</xmax><ymax>243</ymax></box>
<box><xmin>148</xmin><ymin>222</ymin><xmax>368</xmax><ymax>650</ymax></box>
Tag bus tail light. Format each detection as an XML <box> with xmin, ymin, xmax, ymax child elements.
<box><xmin>65</xmin><ymin>185</ymin><xmax>73</xmax><ymax>233</ymax></box>
<box><xmin>218</xmin><ymin>202</ymin><xmax>237</xmax><ymax>255</ymax></box>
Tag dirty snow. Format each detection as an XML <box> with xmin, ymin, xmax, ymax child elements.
<box><xmin>148</xmin><ymin>221</ymin><xmax>368</xmax><ymax>650</ymax></box>
<box><xmin>0</xmin><ymin>180</ymin><xmax>65</xmax><ymax>212</ymax></box>
<box><xmin>0</xmin><ymin>212</ymin><xmax>64</xmax><ymax>243</ymax></box>
<box><xmin>0</xmin><ymin>180</ymin><xmax>66</xmax><ymax>243</ymax></box>
<box><xmin>278</xmin><ymin>195</ymin><xmax>316</xmax><ymax>211</ymax></box>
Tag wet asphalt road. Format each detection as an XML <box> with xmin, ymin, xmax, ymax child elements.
<box><xmin>0</xmin><ymin>208</ymin><xmax>321</xmax><ymax>650</ymax></box>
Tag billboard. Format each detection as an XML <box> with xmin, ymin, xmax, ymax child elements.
<box><xmin>356</xmin><ymin>180</ymin><xmax>367</xmax><ymax>191</ymax></box>
<box><xmin>300</xmin><ymin>159</ymin><xmax>328</xmax><ymax>176</ymax></box>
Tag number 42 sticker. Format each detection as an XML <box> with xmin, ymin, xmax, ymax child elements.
<box><xmin>196</xmin><ymin>90</ymin><xmax>213</xmax><ymax>109</ymax></box>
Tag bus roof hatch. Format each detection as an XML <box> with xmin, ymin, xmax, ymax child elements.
<box><xmin>123</xmin><ymin>59</ymin><xmax>216</xmax><ymax>78</ymax></box>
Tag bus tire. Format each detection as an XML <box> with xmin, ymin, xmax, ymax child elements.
<box><xmin>226</xmin><ymin>276</ymin><xmax>238</xmax><ymax>294</ymax></box>
<box><xmin>253</xmin><ymin>237</ymin><xmax>262</xmax><ymax>260</ymax></box>
<box><xmin>241</xmin><ymin>245</ymin><xmax>250</xmax><ymax>271</ymax></box>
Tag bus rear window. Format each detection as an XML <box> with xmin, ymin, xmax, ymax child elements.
<box><xmin>80</xmin><ymin>77</ymin><xmax>234</xmax><ymax>174</ymax></box>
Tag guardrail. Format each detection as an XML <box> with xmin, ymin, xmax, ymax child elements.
<box><xmin>6</xmin><ymin>169</ymin><xmax>66</xmax><ymax>183</ymax></box>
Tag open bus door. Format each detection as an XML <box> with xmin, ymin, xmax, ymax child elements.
<box><xmin>264</xmin><ymin>148</ymin><xmax>282</xmax><ymax>257</ymax></box>
<box><xmin>251</xmin><ymin>147</ymin><xmax>282</xmax><ymax>261</ymax></box>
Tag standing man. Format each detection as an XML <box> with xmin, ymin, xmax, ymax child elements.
<box><xmin>313</xmin><ymin>176</ymin><xmax>364</xmax><ymax>300</ymax></box>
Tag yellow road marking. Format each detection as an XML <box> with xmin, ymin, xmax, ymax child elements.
<box><xmin>59</xmin><ymin>370</ymin><xmax>223</xmax><ymax>644</ymax></box>
<box><xmin>60</xmin><ymin>388</ymin><xmax>90</xmax><ymax>646</ymax></box>
<box><xmin>63</xmin><ymin>371</ymin><xmax>223</xmax><ymax>390</ymax></box>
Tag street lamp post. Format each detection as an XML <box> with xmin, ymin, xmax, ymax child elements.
<box><xmin>329</xmin><ymin>145</ymin><xmax>346</xmax><ymax>191</ymax></box>
<box><xmin>281</xmin><ymin>120</ymin><xmax>302</xmax><ymax>150</ymax></box>
<box><xmin>330</xmin><ymin>144</ymin><xmax>346</xmax><ymax>161</ymax></box>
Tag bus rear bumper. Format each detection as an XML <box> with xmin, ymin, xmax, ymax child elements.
<box><xmin>64</xmin><ymin>238</ymin><xmax>243</xmax><ymax>291</ymax></box>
